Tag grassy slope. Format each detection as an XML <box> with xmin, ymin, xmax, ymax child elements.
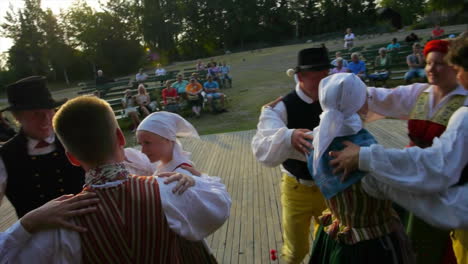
<box><xmin>1</xmin><ymin>24</ymin><xmax>465</xmax><ymax>145</ymax></box>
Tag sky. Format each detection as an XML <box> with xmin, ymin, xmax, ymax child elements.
<box><xmin>0</xmin><ymin>0</ymin><xmax>105</xmax><ymax>54</ymax></box>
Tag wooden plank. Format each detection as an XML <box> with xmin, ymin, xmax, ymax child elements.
<box><xmin>0</xmin><ymin>120</ymin><xmax>408</xmax><ymax>263</ymax></box>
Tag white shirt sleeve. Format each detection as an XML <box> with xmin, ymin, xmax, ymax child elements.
<box><xmin>366</xmin><ymin>84</ymin><xmax>427</xmax><ymax>119</ymax></box>
<box><xmin>251</xmin><ymin>102</ymin><xmax>305</xmax><ymax>167</ymax></box>
<box><xmin>5</xmin><ymin>224</ymin><xmax>81</xmax><ymax>264</ymax></box>
<box><xmin>362</xmin><ymin>176</ymin><xmax>468</xmax><ymax>230</ymax></box>
<box><xmin>0</xmin><ymin>157</ymin><xmax>6</xmax><ymax>204</ymax></box>
<box><xmin>0</xmin><ymin>221</ymin><xmax>32</xmax><ymax>264</ymax></box>
<box><xmin>359</xmin><ymin>107</ymin><xmax>468</xmax><ymax>194</ymax></box>
<box><xmin>158</xmin><ymin>176</ymin><xmax>231</xmax><ymax>241</ymax></box>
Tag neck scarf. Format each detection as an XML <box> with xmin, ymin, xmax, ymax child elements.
<box><xmin>85</xmin><ymin>163</ymin><xmax>129</xmax><ymax>186</ymax></box>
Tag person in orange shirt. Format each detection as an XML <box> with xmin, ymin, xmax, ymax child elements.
<box><xmin>186</xmin><ymin>77</ymin><xmax>204</xmax><ymax>117</ymax></box>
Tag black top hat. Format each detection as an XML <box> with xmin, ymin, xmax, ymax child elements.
<box><xmin>295</xmin><ymin>47</ymin><xmax>332</xmax><ymax>72</ymax></box>
<box><xmin>1</xmin><ymin>76</ymin><xmax>67</xmax><ymax>112</ymax></box>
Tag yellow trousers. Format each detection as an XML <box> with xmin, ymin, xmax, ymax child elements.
<box><xmin>453</xmin><ymin>229</ymin><xmax>468</xmax><ymax>264</ymax></box>
<box><xmin>280</xmin><ymin>174</ymin><xmax>327</xmax><ymax>264</ymax></box>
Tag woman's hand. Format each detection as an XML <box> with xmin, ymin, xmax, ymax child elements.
<box><xmin>157</xmin><ymin>172</ymin><xmax>196</xmax><ymax>194</ymax></box>
<box><xmin>328</xmin><ymin>141</ymin><xmax>361</xmax><ymax>181</ymax></box>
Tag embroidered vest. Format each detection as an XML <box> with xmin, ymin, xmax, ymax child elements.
<box><xmin>0</xmin><ymin>131</ymin><xmax>84</xmax><ymax>217</ymax></box>
<box><xmin>408</xmin><ymin>93</ymin><xmax>466</xmax><ymax>148</ymax></box>
<box><xmin>75</xmin><ymin>175</ymin><xmax>216</xmax><ymax>264</ymax></box>
<box><xmin>282</xmin><ymin>90</ymin><xmax>322</xmax><ymax>180</ymax></box>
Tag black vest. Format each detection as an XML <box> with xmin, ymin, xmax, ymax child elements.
<box><xmin>0</xmin><ymin>132</ymin><xmax>85</xmax><ymax>217</ymax></box>
<box><xmin>281</xmin><ymin>90</ymin><xmax>323</xmax><ymax>180</ymax></box>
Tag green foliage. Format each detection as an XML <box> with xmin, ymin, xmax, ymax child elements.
<box><xmin>1</xmin><ymin>0</ymin><xmax>465</xmax><ymax>89</ymax></box>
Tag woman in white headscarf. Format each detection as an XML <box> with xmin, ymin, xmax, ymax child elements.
<box><xmin>134</xmin><ymin>111</ymin><xmax>227</xmax><ymax>263</ymax></box>
<box><xmin>307</xmin><ymin>73</ymin><xmax>414</xmax><ymax>264</ymax></box>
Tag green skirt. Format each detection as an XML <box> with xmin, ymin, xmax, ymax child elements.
<box><xmin>406</xmin><ymin>214</ymin><xmax>454</xmax><ymax>264</ymax></box>
<box><xmin>309</xmin><ymin>225</ymin><xmax>415</xmax><ymax>264</ymax></box>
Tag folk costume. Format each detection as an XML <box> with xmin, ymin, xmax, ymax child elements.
<box><xmin>0</xmin><ymin>76</ymin><xmax>84</xmax><ymax>218</ymax></box>
<box><xmin>136</xmin><ymin>111</ymin><xmax>226</xmax><ymax>263</ymax></box>
<box><xmin>307</xmin><ymin>73</ymin><xmax>414</xmax><ymax>264</ymax></box>
<box><xmin>252</xmin><ymin>48</ymin><xmax>331</xmax><ymax>263</ymax></box>
<box><xmin>365</xmin><ymin>40</ymin><xmax>467</xmax><ymax>264</ymax></box>
<box><xmin>5</xmin><ymin>161</ymin><xmax>230</xmax><ymax>263</ymax></box>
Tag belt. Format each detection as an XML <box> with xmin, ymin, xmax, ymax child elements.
<box><xmin>284</xmin><ymin>172</ymin><xmax>315</xmax><ymax>186</ymax></box>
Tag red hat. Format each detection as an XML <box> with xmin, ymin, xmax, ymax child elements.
<box><xmin>423</xmin><ymin>39</ymin><xmax>450</xmax><ymax>57</ymax></box>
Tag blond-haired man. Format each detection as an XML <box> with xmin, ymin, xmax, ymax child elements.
<box><xmin>10</xmin><ymin>96</ymin><xmax>231</xmax><ymax>263</ymax></box>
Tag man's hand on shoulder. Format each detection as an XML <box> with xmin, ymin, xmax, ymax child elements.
<box><xmin>262</xmin><ymin>96</ymin><xmax>283</xmax><ymax>110</ymax></box>
<box><xmin>291</xmin><ymin>129</ymin><xmax>313</xmax><ymax>154</ymax></box>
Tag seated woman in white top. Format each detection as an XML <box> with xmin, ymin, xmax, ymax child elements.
<box><xmin>135</xmin><ymin>84</ymin><xmax>152</xmax><ymax>117</ymax></box>
<box><xmin>121</xmin><ymin>89</ymin><xmax>140</xmax><ymax>131</ymax></box>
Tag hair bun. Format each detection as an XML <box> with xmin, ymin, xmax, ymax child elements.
<box><xmin>286</xmin><ymin>68</ymin><xmax>295</xmax><ymax>77</ymax></box>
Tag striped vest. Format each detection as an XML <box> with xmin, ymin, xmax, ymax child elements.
<box><xmin>75</xmin><ymin>175</ymin><xmax>215</xmax><ymax>263</ymax></box>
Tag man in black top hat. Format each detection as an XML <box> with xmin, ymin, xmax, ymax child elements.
<box><xmin>252</xmin><ymin>48</ymin><xmax>331</xmax><ymax>263</ymax></box>
<box><xmin>0</xmin><ymin>76</ymin><xmax>85</xmax><ymax>218</ymax></box>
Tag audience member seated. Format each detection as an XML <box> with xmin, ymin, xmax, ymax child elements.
<box><xmin>95</xmin><ymin>69</ymin><xmax>114</xmax><ymax>96</ymax></box>
<box><xmin>386</xmin><ymin>38</ymin><xmax>400</xmax><ymax>52</ymax></box>
<box><xmin>162</xmin><ymin>80</ymin><xmax>179</xmax><ymax>113</ymax></box>
<box><xmin>135</xmin><ymin>84</ymin><xmax>152</xmax><ymax>117</ymax></box>
<box><xmin>0</xmin><ymin>112</ymin><xmax>16</xmax><ymax>143</ymax></box>
<box><xmin>405</xmin><ymin>32</ymin><xmax>421</xmax><ymax>43</ymax></box>
<box><xmin>203</xmin><ymin>75</ymin><xmax>226</xmax><ymax>113</ymax></box>
<box><xmin>155</xmin><ymin>63</ymin><xmax>166</xmax><ymax>85</ymax></box>
<box><xmin>171</xmin><ymin>74</ymin><xmax>189</xmax><ymax>99</ymax></box>
<box><xmin>330</xmin><ymin>58</ymin><xmax>348</xmax><ymax>74</ymax></box>
<box><xmin>347</xmin><ymin>52</ymin><xmax>366</xmax><ymax>80</ymax></box>
<box><xmin>331</xmin><ymin>51</ymin><xmax>348</xmax><ymax>67</ymax></box>
<box><xmin>207</xmin><ymin>62</ymin><xmax>222</xmax><ymax>84</ymax></box>
<box><xmin>368</xmin><ymin>48</ymin><xmax>392</xmax><ymax>85</ymax></box>
<box><xmin>196</xmin><ymin>60</ymin><xmax>205</xmax><ymax>71</ymax></box>
<box><xmin>344</xmin><ymin>28</ymin><xmax>355</xmax><ymax>49</ymax></box>
<box><xmin>121</xmin><ymin>89</ymin><xmax>140</xmax><ymax>131</ymax></box>
<box><xmin>186</xmin><ymin>77</ymin><xmax>204</xmax><ymax>118</ymax></box>
<box><xmin>431</xmin><ymin>24</ymin><xmax>445</xmax><ymax>39</ymax></box>
<box><xmin>135</xmin><ymin>68</ymin><xmax>148</xmax><ymax>83</ymax></box>
<box><xmin>220</xmin><ymin>61</ymin><xmax>232</xmax><ymax>88</ymax></box>
<box><xmin>404</xmin><ymin>43</ymin><xmax>426</xmax><ymax>83</ymax></box>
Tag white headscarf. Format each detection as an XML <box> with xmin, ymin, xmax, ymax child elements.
<box><xmin>137</xmin><ymin>111</ymin><xmax>200</xmax><ymax>173</ymax></box>
<box><xmin>312</xmin><ymin>73</ymin><xmax>367</xmax><ymax>174</ymax></box>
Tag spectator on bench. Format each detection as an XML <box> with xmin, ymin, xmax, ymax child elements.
<box><xmin>155</xmin><ymin>63</ymin><xmax>166</xmax><ymax>86</ymax></box>
<box><xmin>171</xmin><ymin>74</ymin><xmax>189</xmax><ymax>99</ymax></box>
<box><xmin>121</xmin><ymin>89</ymin><xmax>140</xmax><ymax>131</ymax></box>
<box><xmin>330</xmin><ymin>58</ymin><xmax>348</xmax><ymax>74</ymax></box>
<box><xmin>405</xmin><ymin>43</ymin><xmax>426</xmax><ymax>84</ymax></box>
<box><xmin>344</xmin><ymin>28</ymin><xmax>355</xmax><ymax>49</ymax></box>
<box><xmin>196</xmin><ymin>60</ymin><xmax>205</xmax><ymax>71</ymax></box>
<box><xmin>347</xmin><ymin>52</ymin><xmax>366</xmax><ymax>80</ymax></box>
<box><xmin>386</xmin><ymin>38</ymin><xmax>401</xmax><ymax>52</ymax></box>
<box><xmin>368</xmin><ymin>48</ymin><xmax>392</xmax><ymax>86</ymax></box>
<box><xmin>135</xmin><ymin>68</ymin><xmax>148</xmax><ymax>83</ymax></box>
<box><xmin>331</xmin><ymin>51</ymin><xmax>348</xmax><ymax>67</ymax></box>
<box><xmin>220</xmin><ymin>61</ymin><xmax>232</xmax><ymax>88</ymax></box>
<box><xmin>431</xmin><ymin>24</ymin><xmax>445</xmax><ymax>39</ymax></box>
<box><xmin>405</xmin><ymin>32</ymin><xmax>421</xmax><ymax>44</ymax></box>
<box><xmin>203</xmin><ymin>75</ymin><xmax>226</xmax><ymax>113</ymax></box>
<box><xmin>162</xmin><ymin>80</ymin><xmax>179</xmax><ymax>113</ymax></box>
<box><xmin>186</xmin><ymin>77</ymin><xmax>204</xmax><ymax>118</ymax></box>
<box><xmin>95</xmin><ymin>70</ymin><xmax>114</xmax><ymax>96</ymax></box>
<box><xmin>135</xmin><ymin>84</ymin><xmax>152</xmax><ymax>117</ymax></box>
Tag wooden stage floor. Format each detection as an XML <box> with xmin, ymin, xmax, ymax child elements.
<box><xmin>0</xmin><ymin>119</ymin><xmax>407</xmax><ymax>263</ymax></box>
